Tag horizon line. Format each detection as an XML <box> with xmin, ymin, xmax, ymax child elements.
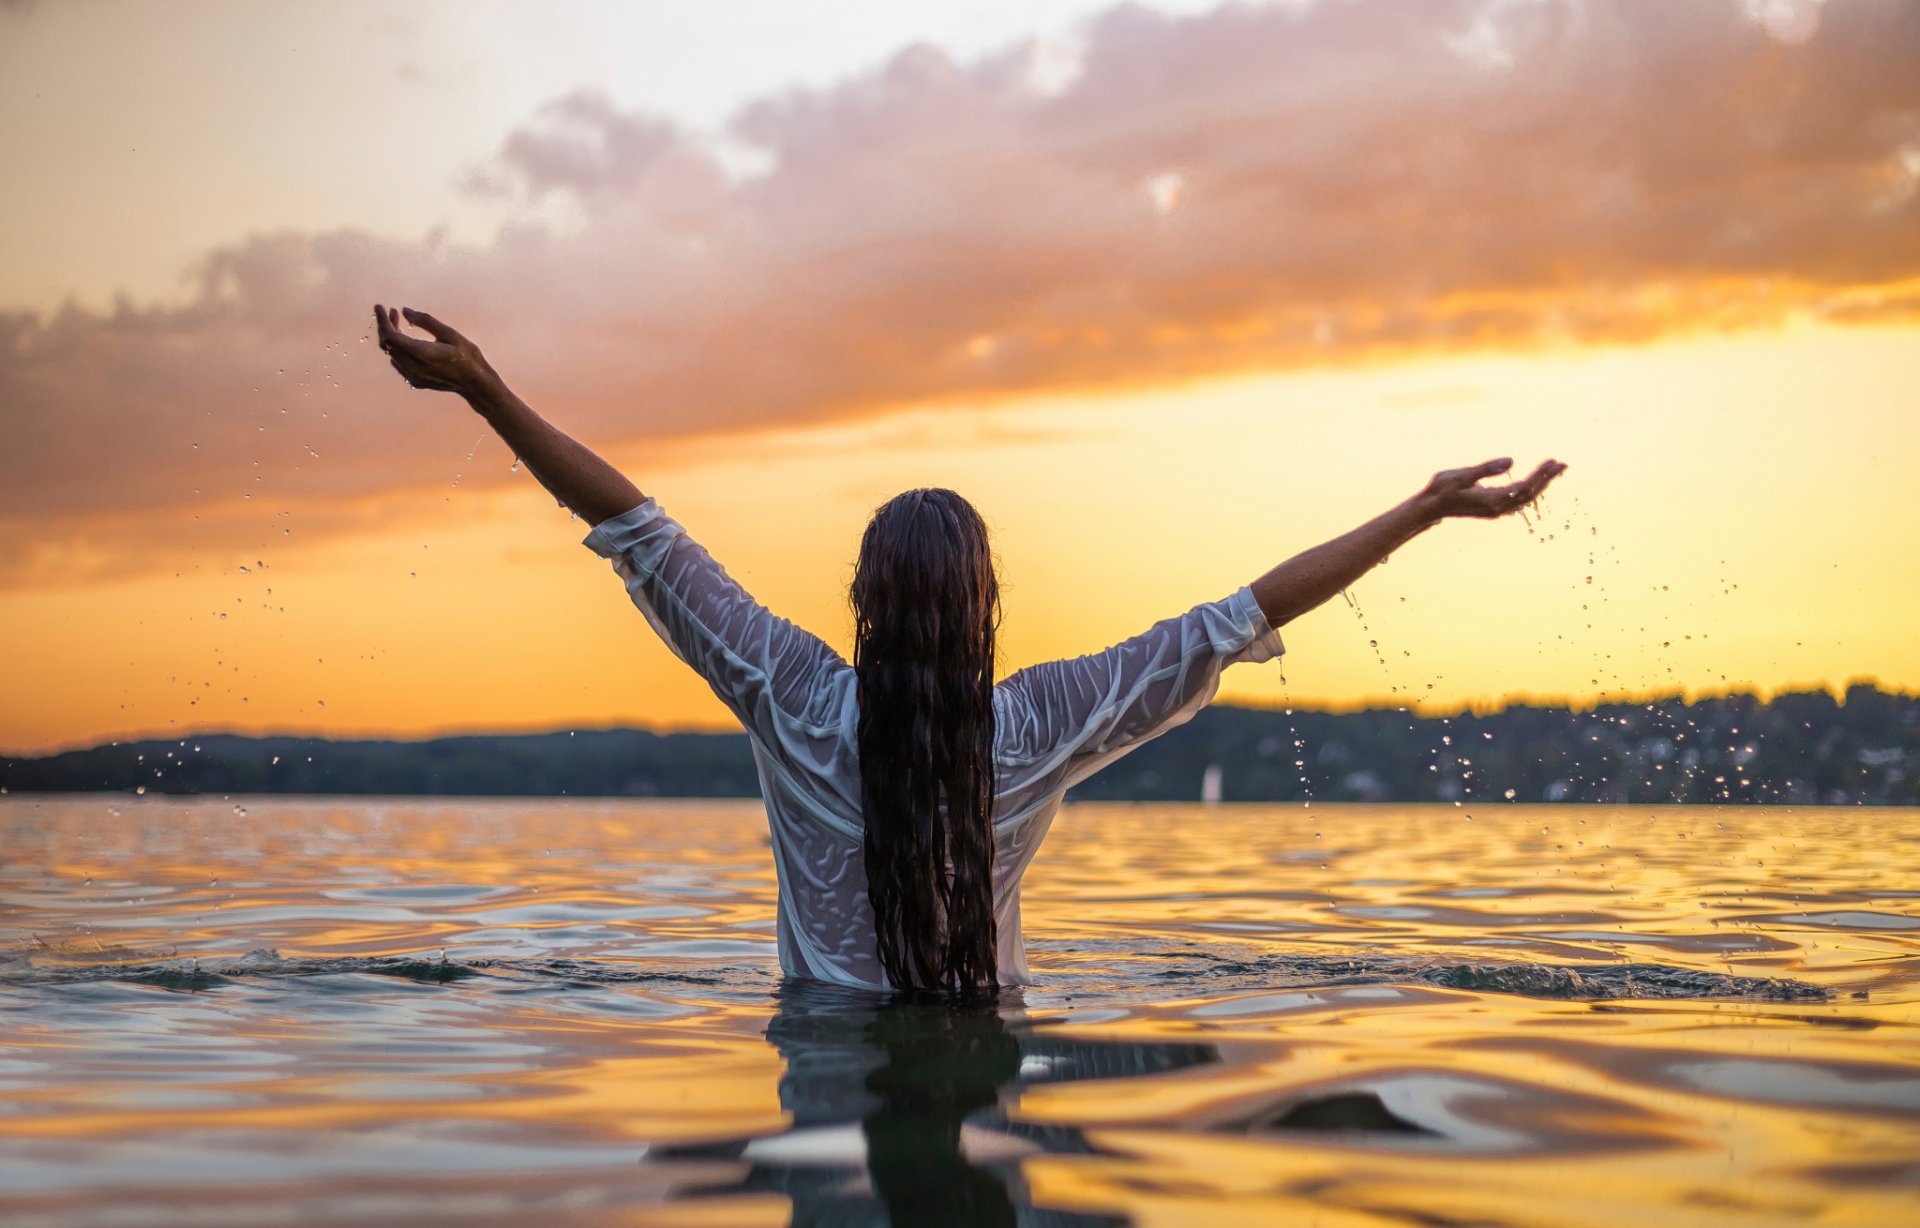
<box><xmin>9</xmin><ymin>676</ymin><xmax>1908</xmax><ymax>759</ymax></box>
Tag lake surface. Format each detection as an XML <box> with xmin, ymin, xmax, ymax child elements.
<box><xmin>2</xmin><ymin>797</ymin><xmax>1917</xmax><ymax>1226</ymax></box>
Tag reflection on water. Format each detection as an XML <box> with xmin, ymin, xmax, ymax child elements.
<box><xmin>663</xmin><ymin>985</ymin><xmax>1055</xmax><ymax>1227</ymax></box>
<box><xmin>2</xmin><ymin>798</ymin><xmax>1917</xmax><ymax>1226</ymax></box>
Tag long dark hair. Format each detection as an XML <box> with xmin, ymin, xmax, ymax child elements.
<box><xmin>851</xmin><ymin>488</ymin><xmax>1000</xmax><ymax>995</ymax></box>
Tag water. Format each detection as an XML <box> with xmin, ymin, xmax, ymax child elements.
<box><xmin>3</xmin><ymin>798</ymin><xmax>1916</xmax><ymax>1226</ymax></box>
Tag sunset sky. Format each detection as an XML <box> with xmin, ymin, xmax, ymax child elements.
<box><xmin>4</xmin><ymin>0</ymin><xmax>1918</xmax><ymax>754</ymax></box>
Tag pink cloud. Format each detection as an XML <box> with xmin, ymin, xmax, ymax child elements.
<box><xmin>4</xmin><ymin>0</ymin><xmax>1917</xmax><ymax>579</ymax></box>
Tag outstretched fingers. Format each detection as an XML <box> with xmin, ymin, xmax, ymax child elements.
<box><xmin>371</xmin><ymin>302</ymin><xmax>489</xmax><ymax>397</ymax></box>
<box><xmin>401</xmin><ymin>307</ymin><xmax>465</xmax><ymax>345</ymax></box>
<box><xmin>1423</xmin><ymin>456</ymin><xmax>1566</xmax><ymax>519</ymax></box>
<box><xmin>373</xmin><ymin>303</ymin><xmax>437</xmax><ymax>389</ymax></box>
<box><xmin>1429</xmin><ymin>457</ymin><xmax>1513</xmax><ymax>497</ymax></box>
<box><xmin>1494</xmin><ymin>459</ymin><xmax>1567</xmax><ymax>514</ymax></box>
<box><xmin>1520</xmin><ymin>459</ymin><xmax>1566</xmax><ymax>497</ymax></box>
<box><xmin>374</xmin><ymin>303</ymin><xmax>418</xmax><ymax>354</ymax></box>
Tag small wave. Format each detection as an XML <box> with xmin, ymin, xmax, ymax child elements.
<box><xmin>1150</xmin><ymin>952</ymin><xmax>1826</xmax><ymax>1002</ymax></box>
<box><xmin>2</xmin><ymin>948</ymin><xmax>1825</xmax><ymax>1003</ymax></box>
<box><xmin>0</xmin><ymin>949</ymin><xmax>755</xmax><ymax>991</ymax></box>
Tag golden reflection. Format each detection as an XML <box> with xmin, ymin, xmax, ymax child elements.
<box><xmin>2</xmin><ymin>797</ymin><xmax>1917</xmax><ymax>1226</ymax></box>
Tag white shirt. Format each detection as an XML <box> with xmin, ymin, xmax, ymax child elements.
<box><xmin>584</xmin><ymin>498</ymin><xmax>1284</xmax><ymax>989</ymax></box>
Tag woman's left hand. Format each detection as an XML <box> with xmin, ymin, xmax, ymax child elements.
<box><xmin>373</xmin><ymin>304</ymin><xmax>501</xmax><ymax>402</ymax></box>
<box><xmin>1420</xmin><ymin>457</ymin><xmax>1567</xmax><ymax>521</ymax></box>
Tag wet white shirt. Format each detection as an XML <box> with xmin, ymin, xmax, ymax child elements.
<box><xmin>583</xmin><ymin>498</ymin><xmax>1284</xmax><ymax>989</ymax></box>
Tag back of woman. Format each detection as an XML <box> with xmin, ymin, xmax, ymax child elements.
<box><xmin>584</xmin><ymin>489</ymin><xmax>1281</xmax><ymax>992</ymax></box>
<box><xmin>375</xmin><ymin>302</ymin><xmax>1562</xmax><ymax>997</ymax></box>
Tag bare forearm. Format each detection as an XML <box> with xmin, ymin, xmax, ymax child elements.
<box><xmin>464</xmin><ymin>379</ymin><xmax>644</xmax><ymax>526</ymax></box>
<box><xmin>1247</xmin><ymin>457</ymin><xmax>1565</xmax><ymax>627</ymax></box>
<box><xmin>1250</xmin><ymin>494</ymin><xmax>1439</xmax><ymax>628</ymax></box>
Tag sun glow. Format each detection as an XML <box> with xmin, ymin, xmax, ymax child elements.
<box><xmin>5</xmin><ymin>320</ymin><xmax>1914</xmax><ymax>754</ymax></box>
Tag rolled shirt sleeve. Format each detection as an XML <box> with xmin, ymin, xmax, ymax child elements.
<box><xmin>995</xmin><ymin>586</ymin><xmax>1284</xmax><ymax>791</ymax></box>
<box><xmin>582</xmin><ymin>499</ymin><xmax>850</xmax><ymax>745</ymax></box>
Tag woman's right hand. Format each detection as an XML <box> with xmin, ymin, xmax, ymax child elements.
<box><xmin>373</xmin><ymin>304</ymin><xmax>502</xmax><ymax>403</ymax></box>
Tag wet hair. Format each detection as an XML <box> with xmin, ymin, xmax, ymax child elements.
<box><xmin>851</xmin><ymin>488</ymin><xmax>1000</xmax><ymax>995</ymax></box>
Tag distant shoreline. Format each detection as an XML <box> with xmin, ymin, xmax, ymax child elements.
<box><xmin>6</xmin><ymin>686</ymin><xmax>1913</xmax><ymax>807</ymax></box>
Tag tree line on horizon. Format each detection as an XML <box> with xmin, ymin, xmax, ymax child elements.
<box><xmin>2</xmin><ymin>683</ymin><xmax>1914</xmax><ymax>807</ymax></box>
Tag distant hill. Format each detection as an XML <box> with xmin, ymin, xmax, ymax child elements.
<box><xmin>4</xmin><ymin>684</ymin><xmax>1915</xmax><ymax>806</ymax></box>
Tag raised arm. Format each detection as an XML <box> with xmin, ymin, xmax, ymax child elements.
<box><xmin>1251</xmin><ymin>457</ymin><xmax>1566</xmax><ymax>628</ymax></box>
<box><xmin>373</xmin><ymin>304</ymin><xmax>641</xmax><ymax>525</ymax></box>
<box><xmin>995</xmin><ymin>457</ymin><xmax>1565</xmax><ymax>793</ymax></box>
<box><xmin>373</xmin><ymin>304</ymin><xmax>848</xmax><ymax>747</ymax></box>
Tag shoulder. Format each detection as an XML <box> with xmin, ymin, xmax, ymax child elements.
<box><xmin>991</xmin><ymin>669</ymin><xmax>1065</xmax><ymax>769</ymax></box>
<box><xmin>779</xmin><ymin>654</ymin><xmax>857</xmax><ymax>740</ymax></box>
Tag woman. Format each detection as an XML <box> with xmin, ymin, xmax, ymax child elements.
<box><xmin>374</xmin><ymin>304</ymin><xmax>1564</xmax><ymax>997</ymax></box>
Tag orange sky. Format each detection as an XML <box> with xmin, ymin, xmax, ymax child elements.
<box><xmin>4</xmin><ymin>0</ymin><xmax>1918</xmax><ymax>754</ymax></box>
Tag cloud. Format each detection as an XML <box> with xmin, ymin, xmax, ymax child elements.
<box><xmin>5</xmin><ymin>0</ymin><xmax>1919</xmax><ymax>581</ymax></box>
